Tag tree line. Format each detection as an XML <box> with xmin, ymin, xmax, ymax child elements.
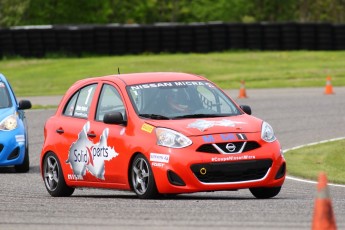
<box><xmin>0</xmin><ymin>0</ymin><xmax>344</xmax><ymax>27</ymax></box>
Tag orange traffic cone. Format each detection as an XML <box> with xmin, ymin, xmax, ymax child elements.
<box><xmin>312</xmin><ymin>172</ymin><xmax>337</xmax><ymax>230</ymax></box>
<box><xmin>324</xmin><ymin>76</ymin><xmax>334</xmax><ymax>95</ymax></box>
<box><xmin>238</xmin><ymin>80</ymin><xmax>248</xmax><ymax>98</ymax></box>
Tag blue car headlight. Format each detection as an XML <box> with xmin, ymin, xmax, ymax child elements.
<box><xmin>261</xmin><ymin>121</ymin><xmax>276</xmax><ymax>142</ymax></box>
<box><xmin>0</xmin><ymin>114</ymin><xmax>18</xmax><ymax>131</ymax></box>
<box><xmin>156</xmin><ymin>128</ymin><xmax>192</xmax><ymax>148</ymax></box>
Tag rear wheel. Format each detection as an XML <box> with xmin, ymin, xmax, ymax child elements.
<box><xmin>14</xmin><ymin>146</ymin><xmax>30</xmax><ymax>173</ymax></box>
<box><xmin>131</xmin><ymin>154</ymin><xmax>158</xmax><ymax>199</ymax></box>
<box><xmin>249</xmin><ymin>186</ymin><xmax>281</xmax><ymax>199</ymax></box>
<box><xmin>43</xmin><ymin>152</ymin><xmax>74</xmax><ymax>197</ymax></box>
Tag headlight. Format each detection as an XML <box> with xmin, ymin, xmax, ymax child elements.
<box><xmin>0</xmin><ymin>114</ymin><xmax>18</xmax><ymax>131</ymax></box>
<box><xmin>156</xmin><ymin>128</ymin><xmax>192</xmax><ymax>148</ymax></box>
<box><xmin>261</xmin><ymin>121</ymin><xmax>276</xmax><ymax>142</ymax></box>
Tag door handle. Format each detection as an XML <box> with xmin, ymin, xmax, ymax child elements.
<box><xmin>56</xmin><ymin>128</ymin><xmax>64</xmax><ymax>134</ymax></box>
<box><xmin>87</xmin><ymin>132</ymin><xmax>96</xmax><ymax>138</ymax></box>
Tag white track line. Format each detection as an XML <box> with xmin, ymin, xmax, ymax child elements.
<box><xmin>284</xmin><ymin>137</ymin><xmax>345</xmax><ymax>188</ymax></box>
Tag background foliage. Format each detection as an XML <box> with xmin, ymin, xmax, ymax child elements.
<box><xmin>1</xmin><ymin>0</ymin><xmax>345</xmax><ymax>27</ymax></box>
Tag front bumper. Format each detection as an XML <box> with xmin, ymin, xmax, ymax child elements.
<box><xmin>0</xmin><ymin>130</ymin><xmax>26</xmax><ymax>166</ymax></box>
<box><xmin>149</xmin><ymin>138</ymin><xmax>286</xmax><ymax>194</ymax></box>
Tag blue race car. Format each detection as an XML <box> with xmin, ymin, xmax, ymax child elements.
<box><xmin>0</xmin><ymin>74</ymin><xmax>31</xmax><ymax>172</ymax></box>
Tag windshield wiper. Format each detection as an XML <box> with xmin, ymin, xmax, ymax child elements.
<box><xmin>139</xmin><ymin>113</ymin><xmax>170</xmax><ymax>120</ymax></box>
<box><xmin>172</xmin><ymin>114</ymin><xmax>226</xmax><ymax>119</ymax></box>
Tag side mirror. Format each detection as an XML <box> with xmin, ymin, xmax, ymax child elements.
<box><xmin>18</xmin><ymin>100</ymin><xmax>32</xmax><ymax>110</ymax></box>
<box><xmin>103</xmin><ymin>112</ymin><xmax>127</xmax><ymax>125</ymax></box>
<box><xmin>240</xmin><ymin>105</ymin><xmax>251</xmax><ymax>115</ymax></box>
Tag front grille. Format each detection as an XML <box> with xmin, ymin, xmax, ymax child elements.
<box><xmin>191</xmin><ymin>159</ymin><xmax>272</xmax><ymax>183</ymax></box>
<box><xmin>197</xmin><ymin>144</ymin><xmax>218</xmax><ymax>153</ymax></box>
<box><xmin>196</xmin><ymin>141</ymin><xmax>260</xmax><ymax>154</ymax></box>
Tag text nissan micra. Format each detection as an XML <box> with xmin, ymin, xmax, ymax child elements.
<box><xmin>40</xmin><ymin>72</ymin><xmax>286</xmax><ymax>199</ymax></box>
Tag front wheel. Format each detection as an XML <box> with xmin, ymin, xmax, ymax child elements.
<box><xmin>249</xmin><ymin>186</ymin><xmax>281</xmax><ymax>199</ymax></box>
<box><xmin>43</xmin><ymin>152</ymin><xmax>75</xmax><ymax>197</ymax></box>
<box><xmin>131</xmin><ymin>154</ymin><xmax>159</xmax><ymax>199</ymax></box>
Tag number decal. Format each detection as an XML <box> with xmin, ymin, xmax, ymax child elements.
<box><xmin>85</xmin><ymin>87</ymin><xmax>93</xmax><ymax>105</ymax></box>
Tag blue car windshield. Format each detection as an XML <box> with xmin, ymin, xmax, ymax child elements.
<box><xmin>0</xmin><ymin>82</ymin><xmax>12</xmax><ymax>108</ymax></box>
<box><xmin>127</xmin><ymin>80</ymin><xmax>241</xmax><ymax>119</ymax></box>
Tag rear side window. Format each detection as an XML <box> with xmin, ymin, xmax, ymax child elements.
<box><xmin>0</xmin><ymin>82</ymin><xmax>12</xmax><ymax>108</ymax></box>
<box><xmin>63</xmin><ymin>84</ymin><xmax>97</xmax><ymax>118</ymax></box>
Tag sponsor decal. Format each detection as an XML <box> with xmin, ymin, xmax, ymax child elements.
<box><xmin>15</xmin><ymin>135</ymin><xmax>25</xmax><ymax>143</ymax></box>
<box><xmin>66</xmin><ymin>122</ymin><xmax>118</xmax><ymax>180</ymax></box>
<box><xmin>76</xmin><ymin>105</ymin><xmax>88</xmax><ymax>112</ymax></box>
<box><xmin>141</xmin><ymin>123</ymin><xmax>154</xmax><ymax>133</ymax></box>
<box><xmin>187</xmin><ymin>119</ymin><xmax>244</xmax><ymax>132</ymax></box>
<box><xmin>202</xmin><ymin>135</ymin><xmax>215</xmax><ymax>143</ymax></box>
<box><xmin>211</xmin><ymin>155</ymin><xmax>256</xmax><ymax>162</ymax></box>
<box><xmin>202</xmin><ymin>133</ymin><xmax>246</xmax><ymax>143</ymax></box>
<box><xmin>151</xmin><ymin>162</ymin><xmax>165</xmax><ymax>168</ymax></box>
<box><xmin>74</xmin><ymin>105</ymin><xmax>89</xmax><ymax>118</ymax></box>
<box><xmin>131</xmin><ymin>82</ymin><xmax>174</xmax><ymax>90</ymax></box>
<box><xmin>150</xmin><ymin>153</ymin><xmax>170</xmax><ymax>163</ymax></box>
<box><xmin>67</xmin><ymin>174</ymin><xmax>83</xmax><ymax>180</ymax></box>
<box><xmin>236</xmin><ymin>133</ymin><xmax>247</xmax><ymax>140</ymax></box>
<box><xmin>220</xmin><ymin>133</ymin><xmax>236</xmax><ymax>141</ymax></box>
<box><xmin>130</xmin><ymin>81</ymin><xmax>214</xmax><ymax>90</ymax></box>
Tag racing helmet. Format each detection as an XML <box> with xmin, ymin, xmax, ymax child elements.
<box><xmin>166</xmin><ymin>88</ymin><xmax>189</xmax><ymax>112</ymax></box>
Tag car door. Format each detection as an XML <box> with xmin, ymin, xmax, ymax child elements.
<box><xmin>56</xmin><ymin>83</ymin><xmax>101</xmax><ymax>183</ymax></box>
<box><xmin>87</xmin><ymin>82</ymin><xmax>129</xmax><ymax>185</ymax></box>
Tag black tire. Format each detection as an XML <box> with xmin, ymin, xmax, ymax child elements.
<box><xmin>14</xmin><ymin>145</ymin><xmax>30</xmax><ymax>173</ymax></box>
<box><xmin>249</xmin><ymin>186</ymin><xmax>282</xmax><ymax>199</ymax></box>
<box><xmin>43</xmin><ymin>152</ymin><xmax>75</xmax><ymax>197</ymax></box>
<box><xmin>131</xmin><ymin>154</ymin><xmax>159</xmax><ymax>199</ymax></box>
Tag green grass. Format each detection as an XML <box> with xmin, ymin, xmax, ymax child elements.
<box><xmin>1</xmin><ymin>51</ymin><xmax>345</xmax><ymax>96</ymax></box>
<box><xmin>284</xmin><ymin>139</ymin><xmax>345</xmax><ymax>184</ymax></box>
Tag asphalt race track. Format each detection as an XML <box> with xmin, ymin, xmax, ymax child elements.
<box><xmin>2</xmin><ymin>87</ymin><xmax>345</xmax><ymax>230</ymax></box>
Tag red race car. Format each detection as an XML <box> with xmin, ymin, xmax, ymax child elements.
<box><xmin>40</xmin><ymin>72</ymin><xmax>286</xmax><ymax>199</ymax></box>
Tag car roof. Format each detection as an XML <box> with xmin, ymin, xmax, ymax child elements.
<box><xmin>85</xmin><ymin>72</ymin><xmax>207</xmax><ymax>86</ymax></box>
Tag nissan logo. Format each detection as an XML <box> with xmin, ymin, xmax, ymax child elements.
<box><xmin>225</xmin><ymin>143</ymin><xmax>236</xmax><ymax>152</ymax></box>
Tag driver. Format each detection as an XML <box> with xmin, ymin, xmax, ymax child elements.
<box><xmin>165</xmin><ymin>88</ymin><xmax>190</xmax><ymax>113</ymax></box>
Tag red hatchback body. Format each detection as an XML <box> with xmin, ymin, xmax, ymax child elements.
<box><xmin>40</xmin><ymin>72</ymin><xmax>286</xmax><ymax>199</ymax></box>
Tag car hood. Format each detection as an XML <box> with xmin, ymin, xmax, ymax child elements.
<box><xmin>144</xmin><ymin>114</ymin><xmax>263</xmax><ymax>136</ymax></box>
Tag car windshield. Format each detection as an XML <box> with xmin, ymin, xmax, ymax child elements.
<box><xmin>0</xmin><ymin>82</ymin><xmax>11</xmax><ymax>108</ymax></box>
<box><xmin>127</xmin><ymin>80</ymin><xmax>241</xmax><ymax>119</ymax></box>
